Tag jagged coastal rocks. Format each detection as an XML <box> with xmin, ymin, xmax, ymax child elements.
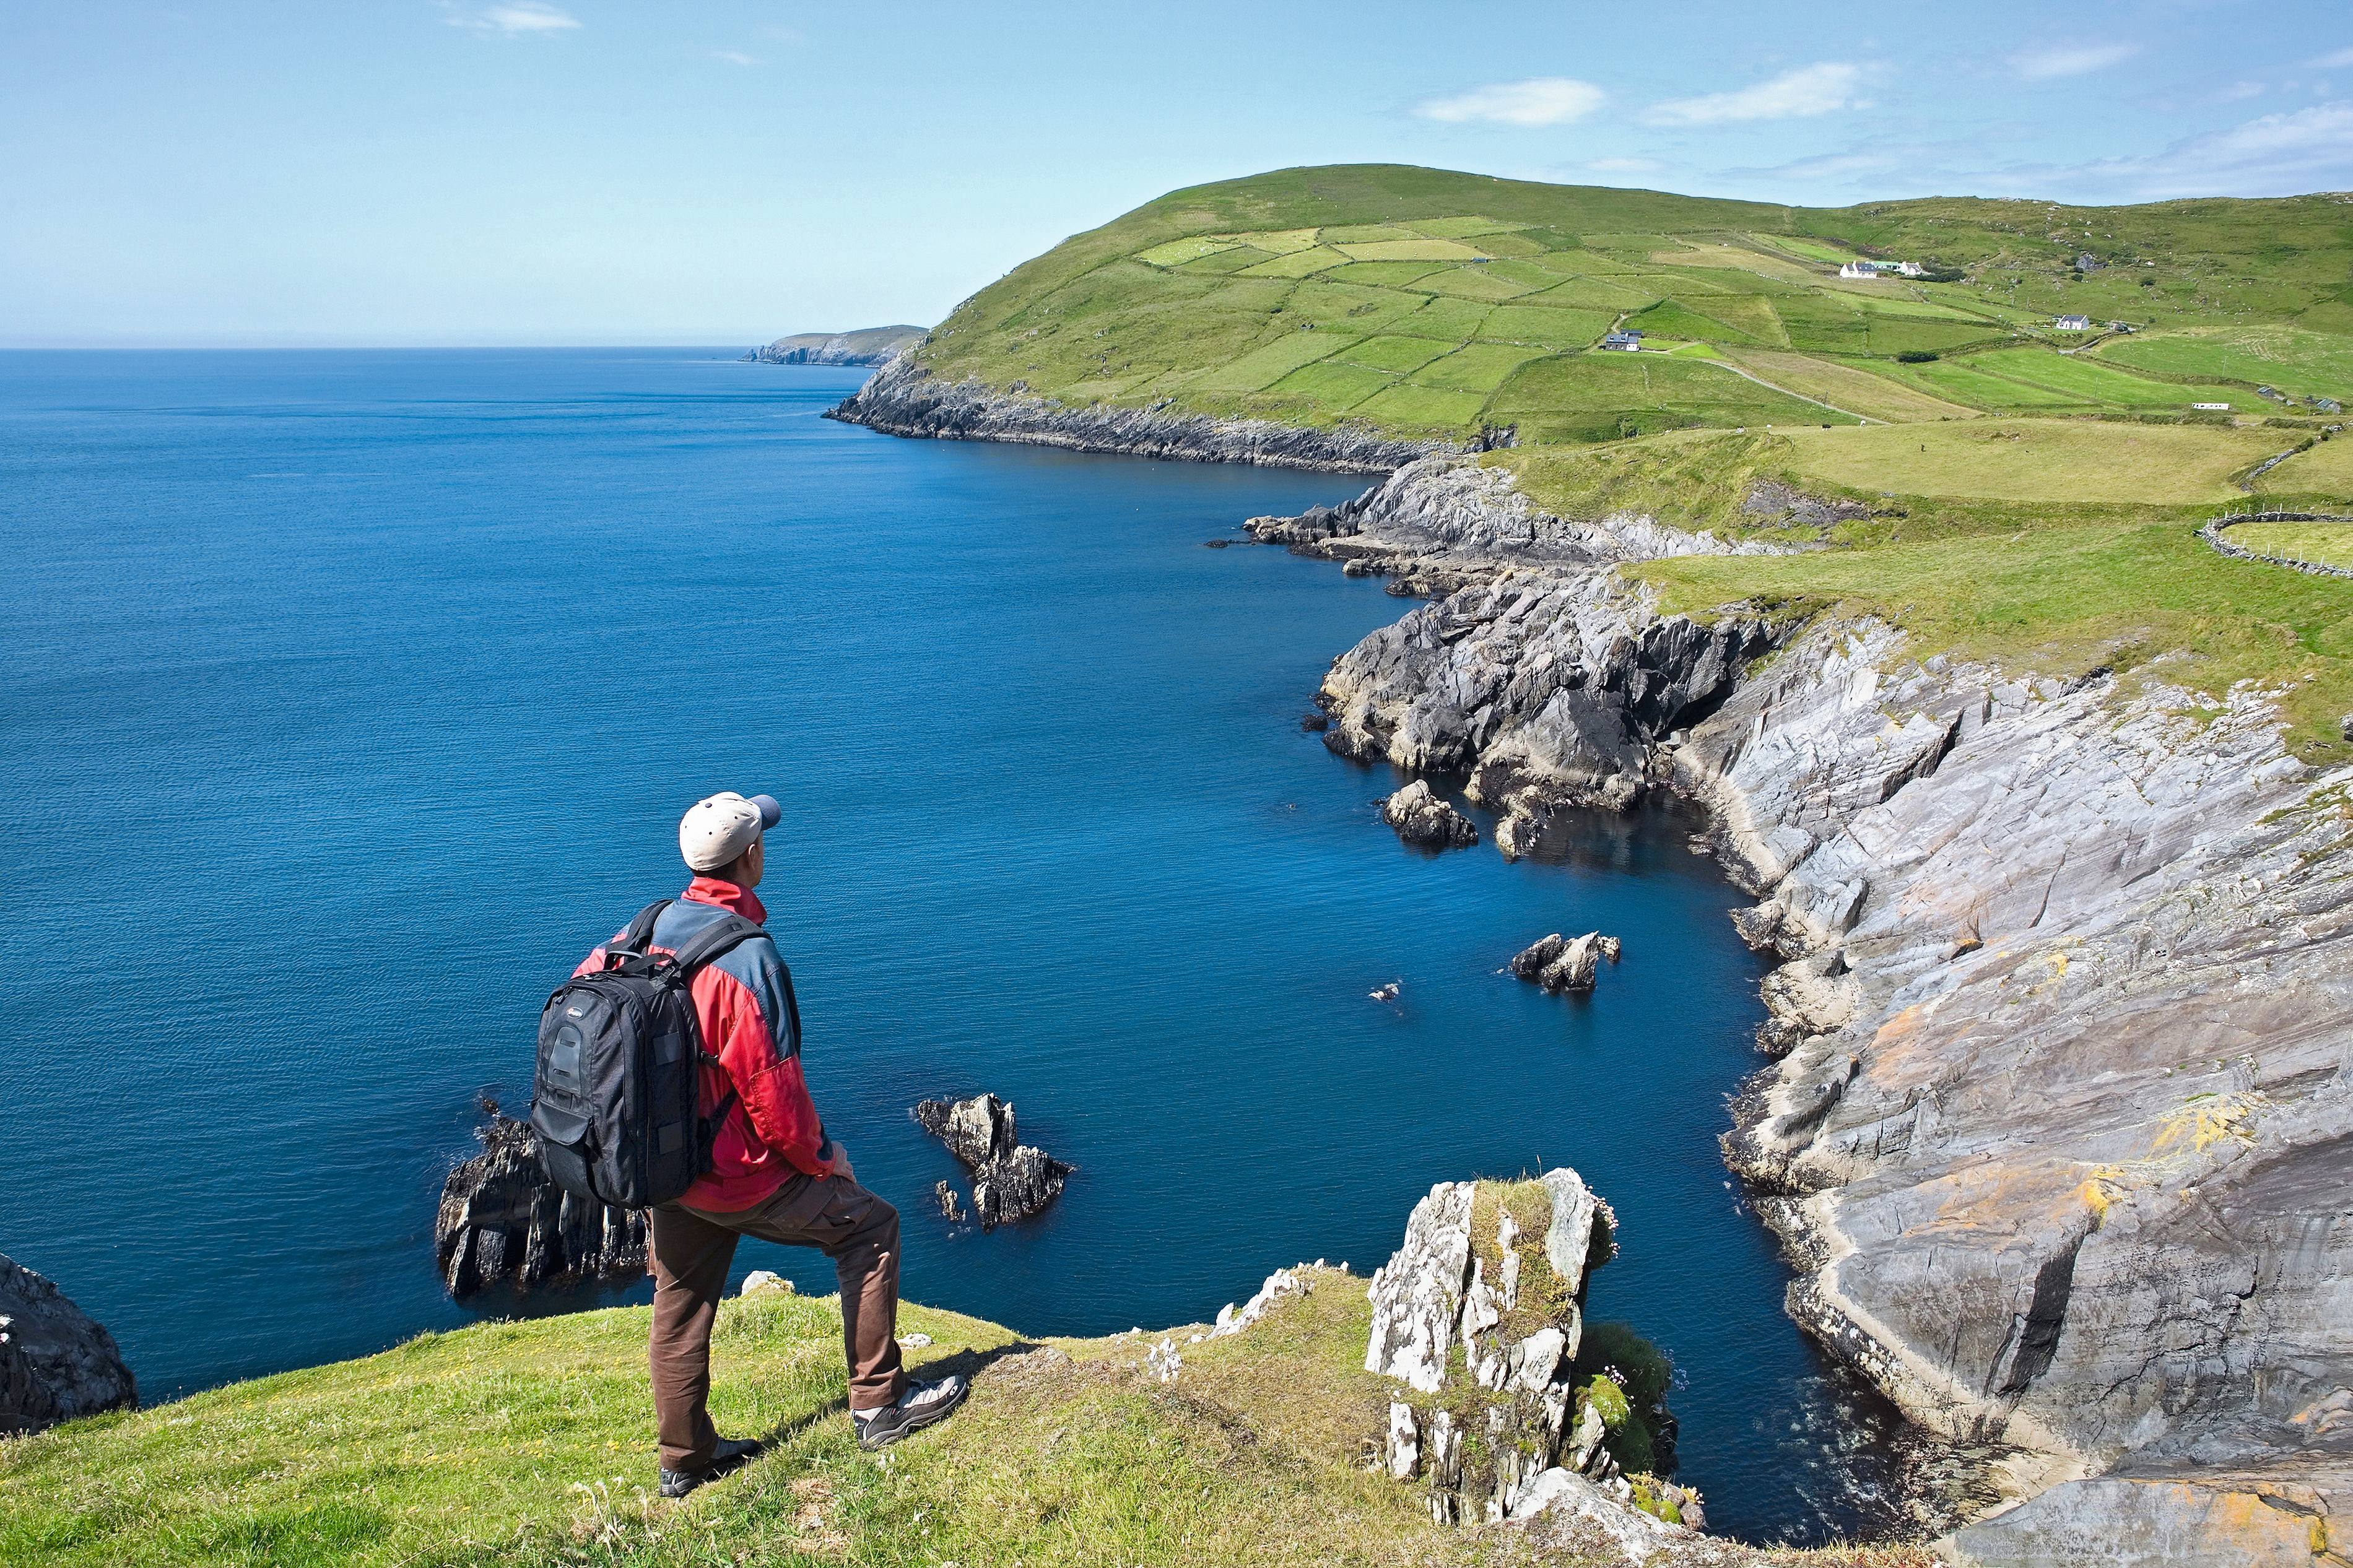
<box><xmin>1</xmin><ymin>1254</ymin><xmax>136</xmax><ymax>1437</ymax></box>
<box><xmin>1510</xmin><ymin>932</ymin><xmax>1621</xmax><ymax>994</ymax></box>
<box><xmin>911</xmin><ymin>1093</ymin><xmax>1073</xmax><ymax>1229</ymax></box>
<box><xmin>1363</xmin><ymin>1170</ymin><xmax>1710</xmax><ymax>1556</ymax></box>
<box><xmin>1380</xmin><ymin>779</ymin><xmax>1477</xmax><ymax>849</ymax></box>
<box><xmin>829</xmin><ymin>355</ymin><xmax>1461</xmax><ymax>472</ymax></box>
<box><xmin>434</xmin><ymin>1115</ymin><xmax>646</xmax><ymax>1299</ymax></box>
<box><xmin>1255</xmin><ymin>454</ymin><xmax>2353</xmax><ymax>1562</ymax></box>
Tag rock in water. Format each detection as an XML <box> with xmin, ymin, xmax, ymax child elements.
<box><xmin>970</xmin><ymin>1145</ymin><xmax>1070</xmax><ymax>1229</ymax></box>
<box><xmin>434</xmin><ymin>1115</ymin><xmax>645</xmax><ymax>1299</ymax></box>
<box><xmin>934</xmin><ymin>1180</ymin><xmax>967</xmax><ymax>1223</ymax></box>
<box><xmin>912</xmin><ymin>1093</ymin><xmax>1015</xmax><ymax>1168</ymax></box>
<box><xmin>1</xmin><ymin>1254</ymin><xmax>136</xmax><ymax>1436</ymax></box>
<box><xmin>911</xmin><ymin>1093</ymin><xmax>1073</xmax><ymax>1229</ymax></box>
<box><xmin>1509</xmin><ymin>932</ymin><xmax>1612</xmax><ymax>993</ymax></box>
<box><xmin>1380</xmin><ymin>780</ymin><xmax>1478</xmax><ymax>849</ymax></box>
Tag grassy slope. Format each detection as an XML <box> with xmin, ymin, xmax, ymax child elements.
<box><xmin>1488</xmin><ymin>425</ymin><xmax>2353</xmax><ymax>760</ymax></box>
<box><xmin>0</xmin><ymin>1279</ymin><xmax>1931</xmax><ymax>1568</ymax></box>
<box><xmin>912</xmin><ymin>164</ymin><xmax>2353</xmax><ymax>441</ymax></box>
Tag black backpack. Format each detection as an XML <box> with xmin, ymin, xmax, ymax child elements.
<box><xmin>529</xmin><ymin>899</ymin><xmax>774</xmax><ymax>1209</ymax></box>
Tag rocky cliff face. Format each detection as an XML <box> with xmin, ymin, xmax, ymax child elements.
<box><xmin>1267</xmin><ymin>455</ymin><xmax>2353</xmax><ymax>1563</ymax></box>
<box><xmin>746</xmin><ymin>325</ymin><xmax>926</xmax><ymax>366</ymax></box>
<box><xmin>1</xmin><ymin>1254</ymin><xmax>136</xmax><ymax>1436</ymax></box>
<box><xmin>829</xmin><ymin>357</ymin><xmax>1461</xmax><ymax>472</ymax></box>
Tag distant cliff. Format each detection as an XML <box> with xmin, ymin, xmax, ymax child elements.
<box><xmin>745</xmin><ymin>325</ymin><xmax>926</xmax><ymax>366</ymax></box>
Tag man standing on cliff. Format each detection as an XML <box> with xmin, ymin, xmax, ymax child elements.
<box><xmin>580</xmin><ymin>790</ymin><xmax>968</xmax><ymax>1498</ymax></box>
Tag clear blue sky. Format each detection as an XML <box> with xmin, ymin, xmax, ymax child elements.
<box><xmin>6</xmin><ymin>1</ymin><xmax>2349</xmax><ymax>347</ymax></box>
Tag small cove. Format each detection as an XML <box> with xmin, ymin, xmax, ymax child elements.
<box><xmin>0</xmin><ymin>348</ymin><xmax>1917</xmax><ymax>1543</ymax></box>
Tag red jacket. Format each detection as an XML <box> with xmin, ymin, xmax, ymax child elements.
<box><xmin>576</xmin><ymin>878</ymin><xmax>836</xmax><ymax>1210</ymax></box>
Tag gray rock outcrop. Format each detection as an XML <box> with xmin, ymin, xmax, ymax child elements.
<box><xmin>913</xmin><ymin>1093</ymin><xmax>1073</xmax><ymax>1229</ymax></box>
<box><xmin>434</xmin><ymin>1115</ymin><xmax>646</xmax><ymax>1299</ymax></box>
<box><xmin>1</xmin><ymin>1254</ymin><xmax>136</xmax><ymax>1436</ymax></box>
<box><xmin>746</xmin><ymin>325</ymin><xmax>925</xmax><ymax>366</ymax></box>
<box><xmin>1380</xmin><ymin>780</ymin><xmax>1477</xmax><ymax>849</ymax></box>
<box><xmin>830</xmin><ymin>357</ymin><xmax>1454</xmax><ymax>472</ymax></box>
<box><xmin>1510</xmin><ymin>931</ymin><xmax>1619</xmax><ymax>992</ymax></box>
<box><xmin>1368</xmin><ymin>1171</ymin><xmax>1712</xmax><ymax>1553</ymax></box>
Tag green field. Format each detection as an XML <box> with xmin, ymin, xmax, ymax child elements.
<box><xmin>2229</xmin><ymin>520</ymin><xmax>2353</xmax><ymax>568</ymax></box>
<box><xmin>914</xmin><ymin>164</ymin><xmax>2353</xmax><ymax>440</ymax></box>
<box><xmin>1722</xmin><ymin>349</ymin><xmax>1980</xmax><ymax>422</ymax></box>
<box><xmin>2094</xmin><ymin>325</ymin><xmax>2353</xmax><ymax>405</ymax></box>
<box><xmin>1774</xmin><ymin>420</ymin><xmax>2286</xmax><ymax>503</ymax></box>
<box><xmin>2255</xmin><ymin>431</ymin><xmax>2353</xmax><ymax>498</ymax></box>
<box><xmin>1487</xmin><ymin>352</ymin><xmax>1861</xmax><ymax>443</ymax></box>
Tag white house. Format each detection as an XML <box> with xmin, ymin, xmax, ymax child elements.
<box><xmin>1838</xmin><ymin>261</ymin><xmax>1882</xmax><ymax>279</ymax></box>
<box><xmin>2055</xmin><ymin>314</ymin><xmax>2093</xmax><ymax>331</ymax></box>
<box><xmin>1896</xmin><ymin>261</ymin><xmax>1925</xmax><ymax>277</ymax></box>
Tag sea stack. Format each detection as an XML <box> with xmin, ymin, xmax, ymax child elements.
<box><xmin>913</xmin><ymin>1093</ymin><xmax>1073</xmax><ymax>1229</ymax></box>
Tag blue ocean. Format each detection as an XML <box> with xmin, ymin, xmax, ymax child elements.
<box><xmin>0</xmin><ymin>349</ymin><xmax>1913</xmax><ymax>1541</ymax></box>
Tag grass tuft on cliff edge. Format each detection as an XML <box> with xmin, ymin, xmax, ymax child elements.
<box><xmin>1</xmin><ymin>1273</ymin><xmax>1935</xmax><ymax>1567</ymax></box>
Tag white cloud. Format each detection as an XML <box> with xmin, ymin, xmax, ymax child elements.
<box><xmin>1415</xmin><ymin>77</ymin><xmax>1606</xmax><ymax>128</ymax></box>
<box><xmin>1755</xmin><ymin>151</ymin><xmax>1898</xmax><ymax>181</ymax></box>
<box><xmin>446</xmin><ymin>2</ymin><xmax>580</xmax><ymax>36</ymax></box>
<box><xmin>1644</xmin><ymin>63</ymin><xmax>1864</xmax><ymax>126</ymax></box>
<box><xmin>2011</xmin><ymin>43</ymin><xmax>2138</xmax><ymax>80</ymax></box>
<box><xmin>1585</xmin><ymin>157</ymin><xmax>1663</xmax><ymax>173</ymax></box>
<box><xmin>712</xmin><ymin>50</ymin><xmax>763</xmax><ymax>66</ymax></box>
<box><xmin>1992</xmin><ymin>103</ymin><xmax>2353</xmax><ymax>200</ymax></box>
<box><xmin>2310</xmin><ymin>46</ymin><xmax>2353</xmax><ymax>69</ymax></box>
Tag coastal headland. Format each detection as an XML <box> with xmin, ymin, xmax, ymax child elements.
<box><xmin>7</xmin><ymin>163</ymin><xmax>2348</xmax><ymax>1566</ymax></box>
<box><xmin>830</xmin><ymin>164</ymin><xmax>2353</xmax><ymax>1563</ymax></box>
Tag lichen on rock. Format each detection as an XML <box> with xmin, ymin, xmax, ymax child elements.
<box><xmin>1365</xmin><ymin>1170</ymin><xmax>1664</xmax><ymax>1529</ymax></box>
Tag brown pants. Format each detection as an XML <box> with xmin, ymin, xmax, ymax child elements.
<box><xmin>648</xmin><ymin>1173</ymin><xmax>907</xmax><ymax>1470</ymax></box>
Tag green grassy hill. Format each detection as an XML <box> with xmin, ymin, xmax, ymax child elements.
<box><xmin>915</xmin><ymin>164</ymin><xmax>2353</xmax><ymax>441</ymax></box>
<box><xmin>0</xmin><ymin>1277</ymin><xmax>1929</xmax><ymax>1567</ymax></box>
<box><xmin>910</xmin><ymin>165</ymin><xmax>2353</xmax><ymax>763</ymax></box>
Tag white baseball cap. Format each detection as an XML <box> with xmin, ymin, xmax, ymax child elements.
<box><xmin>679</xmin><ymin>790</ymin><xmax>783</xmax><ymax>873</ymax></box>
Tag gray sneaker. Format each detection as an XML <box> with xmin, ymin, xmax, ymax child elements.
<box><xmin>853</xmin><ymin>1374</ymin><xmax>970</xmax><ymax>1450</ymax></box>
<box><xmin>658</xmin><ymin>1434</ymin><xmax>763</xmax><ymax>1499</ymax></box>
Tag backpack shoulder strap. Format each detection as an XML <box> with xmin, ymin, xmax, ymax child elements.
<box><xmin>670</xmin><ymin>912</ymin><xmax>766</xmax><ymax>975</ymax></box>
<box><xmin>613</xmin><ymin>899</ymin><xmax>672</xmax><ymax>956</ymax></box>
